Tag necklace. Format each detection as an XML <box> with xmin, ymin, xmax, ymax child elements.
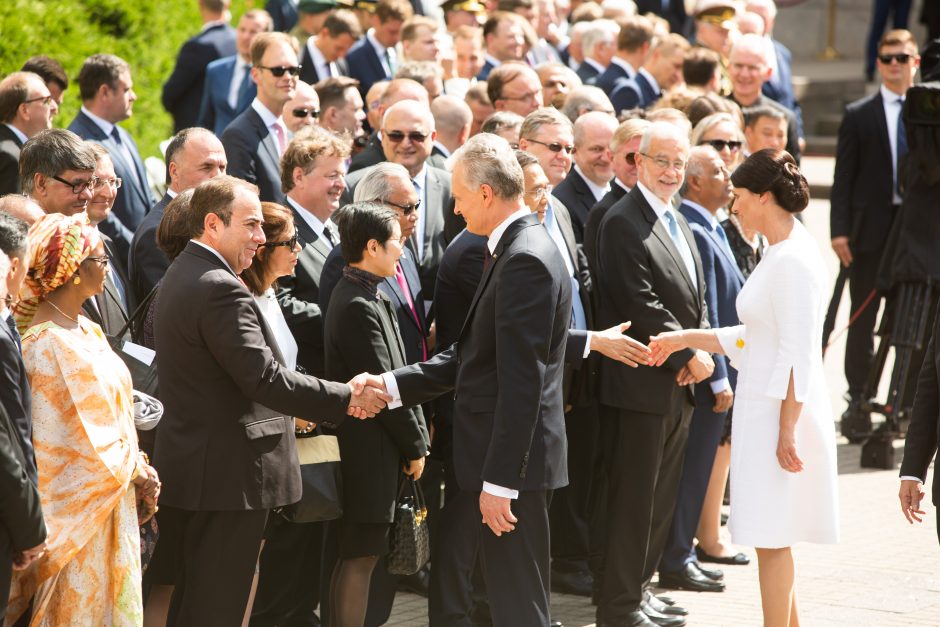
<box><xmin>46</xmin><ymin>300</ymin><xmax>79</xmax><ymax>324</ymax></box>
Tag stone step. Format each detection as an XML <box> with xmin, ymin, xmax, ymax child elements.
<box><xmin>805</xmin><ymin>134</ymin><xmax>838</xmax><ymax>157</ymax></box>
<box><xmin>802</xmin><ymin>155</ymin><xmax>835</xmax><ymax>201</ymax></box>
<box><xmin>816</xmin><ymin>113</ymin><xmax>844</xmax><ymax>136</ymax></box>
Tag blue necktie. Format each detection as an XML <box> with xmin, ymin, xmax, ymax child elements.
<box><xmin>5</xmin><ymin>314</ymin><xmax>21</xmax><ymax>352</ymax></box>
<box><xmin>896</xmin><ymin>98</ymin><xmax>907</xmax><ymax>197</ymax></box>
<box><xmin>663</xmin><ymin>210</ymin><xmax>697</xmax><ymax>283</ymax></box>
<box><xmin>715</xmin><ymin>222</ymin><xmax>736</xmax><ymax>260</ymax></box>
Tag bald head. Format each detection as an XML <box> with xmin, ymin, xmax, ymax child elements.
<box><xmin>431</xmin><ymin>95</ymin><xmax>472</xmax><ymax>154</ymax></box>
<box><xmin>381</xmin><ymin>100</ymin><xmax>437</xmax><ymax>176</ymax></box>
<box><xmin>382</xmin><ymin>78</ymin><xmax>431</xmax><ymax>109</ymax></box>
<box><xmin>0</xmin><ymin>71</ymin><xmax>58</xmax><ymax>137</ymax></box>
<box><xmin>166</xmin><ymin>127</ymin><xmax>228</xmax><ymax>193</ymax></box>
<box><xmin>283</xmin><ymin>81</ymin><xmax>320</xmax><ymax>133</ymax></box>
<box><xmin>573</xmin><ymin>111</ymin><xmax>618</xmax><ymax>186</ymax></box>
<box><xmin>0</xmin><ymin>194</ymin><xmax>44</xmax><ymax>226</ymax></box>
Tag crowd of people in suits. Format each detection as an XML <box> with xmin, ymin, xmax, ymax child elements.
<box><xmin>1</xmin><ymin>0</ymin><xmax>931</xmax><ymax>625</ymax></box>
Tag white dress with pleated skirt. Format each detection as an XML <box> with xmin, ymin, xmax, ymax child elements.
<box><xmin>714</xmin><ymin>220</ymin><xmax>839</xmax><ymax>548</ymax></box>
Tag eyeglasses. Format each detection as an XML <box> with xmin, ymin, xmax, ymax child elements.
<box><xmin>384</xmin><ymin>130</ymin><xmax>429</xmax><ymax>144</ymax></box>
<box><xmin>257</xmin><ymin>65</ymin><xmax>302</xmax><ymax>77</ymax></box>
<box><xmin>50</xmin><ymin>174</ymin><xmax>99</xmax><ymax>194</ymax></box>
<box><xmin>94</xmin><ymin>177</ymin><xmax>123</xmax><ymax>190</ymax></box>
<box><xmin>385</xmin><ymin>199</ymin><xmax>421</xmax><ymax>215</ymax></box>
<box><xmin>526</xmin><ymin>138</ymin><xmax>574</xmax><ymax>154</ymax></box>
<box><xmin>292</xmin><ymin>107</ymin><xmax>319</xmax><ymax>119</ymax></box>
<box><xmin>625</xmin><ymin>151</ymin><xmax>638</xmax><ymax>166</ymax></box>
<box><xmin>639</xmin><ymin>153</ymin><xmax>687</xmax><ymax>171</ymax></box>
<box><xmin>526</xmin><ymin>185</ymin><xmax>553</xmax><ymax>201</ymax></box>
<box><xmin>23</xmin><ymin>94</ymin><xmax>54</xmax><ymax>107</ymax></box>
<box><xmin>878</xmin><ymin>53</ymin><xmax>912</xmax><ymax>64</ymax></box>
<box><xmin>84</xmin><ymin>255</ymin><xmax>110</xmax><ymax>267</ymax></box>
<box><xmin>500</xmin><ymin>89</ymin><xmax>542</xmax><ymax>103</ymax></box>
<box><xmin>701</xmin><ymin>139</ymin><xmax>742</xmax><ymax>152</ymax></box>
<box><xmin>261</xmin><ymin>231</ymin><xmax>300</xmax><ymax>249</ymax></box>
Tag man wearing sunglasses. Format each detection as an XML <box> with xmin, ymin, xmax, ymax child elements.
<box><xmin>223</xmin><ymin>32</ymin><xmax>301</xmax><ymax>205</ymax></box>
<box><xmin>830</xmin><ymin>29</ymin><xmax>919</xmax><ymax>439</ymax></box>
<box><xmin>282</xmin><ymin>81</ymin><xmax>321</xmax><ymax>134</ymax></box>
<box><xmin>0</xmin><ymin>72</ymin><xmax>58</xmax><ymax>195</ymax></box>
<box><xmin>726</xmin><ymin>34</ymin><xmax>801</xmax><ymax>164</ymax></box>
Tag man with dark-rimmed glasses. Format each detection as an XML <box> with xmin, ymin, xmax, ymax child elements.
<box><xmin>0</xmin><ymin>72</ymin><xmax>58</xmax><ymax>195</ymax></box>
<box><xmin>18</xmin><ymin>128</ymin><xmax>98</xmax><ymax>218</ymax></box>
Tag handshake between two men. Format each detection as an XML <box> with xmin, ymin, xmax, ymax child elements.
<box><xmin>341</xmin><ymin>321</ymin><xmax>716</xmax><ymax>420</ymax></box>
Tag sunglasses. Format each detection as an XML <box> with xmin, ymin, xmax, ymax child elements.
<box><xmin>878</xmin><ymin>53</ymin><xmax>912</xmax><ymax>64</ymax></box>
<box><xmin>386</xmin><ymin>199</ymin><xmax>421</xmax><ymax>215</ymax></box>
<box><xmin>292</xmin><ymin>107</ymin><xmax>319</xmax><ymax>119</ymax></box>
<box><xmin>625</xmin><ymin>151</ymin><xmax>638</xmax><ymax>166</ymax></box>
<box><xmin>526</xmin><ymin>138</ymin><xmax>574</xmax><ymax>154</ymax></box>
<box><xmin>258</xmin><ymin>65</ymin><xmax>302</xmax><ymax>77</ymax></box>
<box><xmin>384</xmin><ymin>130</ymin><xmax>429</xmax><ymax>143</ymax></box>
<box><xmin>702</xmin><ymin>139</ymin><xmax>742</xmax><ymax>152</ymax></box>
<box><xmin>261</xmin><ymin>231</ymin><xmax>300</xmax><ymax>249</ymax></box>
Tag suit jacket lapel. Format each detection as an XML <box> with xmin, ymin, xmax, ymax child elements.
<box><xmin>638</xmin><ymin>190</ymin><xmax>698</xmax><ymax>296</ymax></box>
<box><xmin>872</xmin><ymin>92</ymin><xmax>893</xmax><ymax>164</ymax></box>
<box><xmin>423</xmin><ymin>168</ymin><xmax>445</xmax><ymax>251</ymax></box>
<box><xmin>249</xmin><ymin>109</ymin><xmax>281</xmax><ymax>170</ymax></box>
<box><xmin>551</xmin><ymin>201</ymin><xmax>579</xmax><ymax>264</ymax></box>
<box><xmin>676</xmin><ymin>216</ymin><xmax>706</xmax><ymax>303</ymax></box>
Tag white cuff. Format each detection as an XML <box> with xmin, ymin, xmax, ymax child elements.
<box><xmin>900</xmin><ymin>476</ymin><xmax>924</xmax><ymax>483</ymax></box>
<box><xmin>582</xmin><ymin>331</ymin><xmax>593</xmax><ymax>359</ymax></box>
<box><xmin>709</xmin><ymin>377</ymin><xmax>731</xmax><ymax>394</ymax></box>
<box><xmin>482</xmin><ymin>481</ymin><xmax>519</xmax><ymax>499</ymax></box>
<box><xmin>380</xmin><ymin>372</ymin><xmax>403</xmax><ymax>409</ymax></box>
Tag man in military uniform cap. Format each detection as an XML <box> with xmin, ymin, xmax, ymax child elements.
<box><xmin>291</xmin><ymin>0</ymin><xmax>340</xmax><ymax>47</ymax></box>
<box><xmin>692</xmin><ymin>0</ymin><xmax>738</xmax><ymax>96</ymax></box>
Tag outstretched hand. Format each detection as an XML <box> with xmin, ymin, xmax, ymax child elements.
<box><xmin>648</xmin><ymin>331</ymin><xmax>688</xmax><ymax>367</ymax></box>
<box><xmin>347</xmin><ymin>373</ymin><xmax>392</xmax><ymax>418</ymax></box>
<box><xmin>590</xmin><ymin>322</ymin><xmax>652</xmax><ymax>367</ymax></box>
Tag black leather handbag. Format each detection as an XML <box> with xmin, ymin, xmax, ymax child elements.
<box><xmin>278</xmin><ymin>430</ymin><xmax>343</xmax><ymax>523</ymax></box>
<box><xmin>387</xmin><ymin>476</ymin><xmax>430</xmax><ymax>576</ymax></box>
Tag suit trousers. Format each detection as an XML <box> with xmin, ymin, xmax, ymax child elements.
<box><xmin>0</xmin><ymin>557</ymin><xmax>10</xmax><ymax>618</ymax></box>
<box><xmin>250</xmin><ymin>517</ymin><xmax>323</xmax><ymax>626</ymax></box>
<box><xmin>429</xmin><ymin>487</ymin><xmax>552</xmax><ymax>627</ymax></box>
<box><xmin>845</xmin><ymin>250</ymin><xmax>884</xmax><ymax>397</ymax></box>
<box><xmin>658</xmin><ymin>395</ymin><xmax>727</xmax><ymax>573</ymax></box>
<box><xmin>549</xmin><ymin>402</ymin><xmax>601</xmax><ymax>574</ymax></box>
<box><xmin>596</xmin><ymin>390</ymin><xmax>693</xmax><ymax>622</ymax></box>
<box><xmin>165</xmin><ymin>506</ymin><xmax>268</xmax><ymax>627</ymax></box>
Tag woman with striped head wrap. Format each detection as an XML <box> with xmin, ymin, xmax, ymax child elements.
<box><xmin>6</xmin><ymin>212</ymin><xmax>160</xmax><ymax>626</ymax></box>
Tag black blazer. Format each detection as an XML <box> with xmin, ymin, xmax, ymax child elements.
<box><xmin>595</xmin><ymin>187</ymin><xmax>708</xmax><ymax>415</ymax></box>
<box><xmin>0</xmin><ymin>125</ymin><xmax>24</xmax><ymax>195</ymax></box>
<box><xmin>347</xmin><ymin>133</ymin><xmax>385</xmax><ymax>174</ymax></box>
<box><xmin>830</xmin><ymin>90</ymin><xmax>896</xmax><ymax>253</ymax></box>
<box><xmin>275</xmin><ymin>199</ymin><xmax>334</xmax><ymax>376</ymax></box>
<box><xmin>128</xmin><ymin>192</ymin><xmax>173</xmax><ymax>308</ymax></box>
<box><xmin>551</xmin><ymin>168</ymin><xmax>597</xmax><ymax>243</ymax></box>
<box><xmin>344</xmin><ymin>37</ymin><xmax>391</xmax><ymax>97</ymax></box>
<box><xmin>0</xmin><ymin>401</ymin><xmax>45</xmax><ymax>573</ymax></box>
<box><xmin>901</xmin><ymin>310</ymin><xmax>940</xmax><ymax>505</ymax></box>
<box><xmin>635</xmin><ymin>0</ymin><xmax>691</xmax><ymax>36</ymax></box>
<box><xmin>594</xmin><ymin>61</ymin><xmax>633</xmax><ymax>97</ymax></box>
<box><xmin>320</xmin><ymin>244</ymin><xmax>428</xmax><ymax>365</ymax></box>
<box><xmin>324</xmin><ymin>277</ymin><xmax>428</xmax><ymax>522</ymax></box>
<box><xmin>584</xmin><ymin>180</ymin><xmax>628</xmax><ymax>279</ymax></box>
<box><xmin>221</xmin><ymin>106</ymin><xmax>287</xmax><ymax>204</ymax></box>
<box><xmin>392</xmin><ymin>213</ymin><xmax>572</xmax><ymax>492</ymax></box>
<box><xmin>82</xmin><ymin>234</ymin><xmax>130</xmax><ymax>339</ymax></box>
<box><xmin>576</xmin><ymin>60</ymin><xmax>601</xmax><ymax>84</ymax></box>
<box><xmin>266</xmin><ymin>0</ymin><xmax>299</xmax><ymax>32</ymax></box>
<box><xmin>298</xmin><ymin>42</ymin><xmax>328</xmax><ymax>86</ymax></box>
<box><xmin>610</xmin><ymin>71</ymin><xmax>661</xmax><ymax>113</ymax></box>
<box><xmin>0</xmin><ymin>318</ymin><xmax>35</xmax><ymax>484</ymax></box>
<box><xmin>162</xmin><ymin>23</ymin><xmax>237</xmax><ymax>132</ymax></box>
<box><xmin>153</xmin><ymin>242</ymin><xmax>352</xmax><ymax>511</ymax></box>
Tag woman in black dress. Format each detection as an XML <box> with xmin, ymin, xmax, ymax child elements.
<box><xmin>324</xmin><ymin>202</ymin><xmax>430</xmax><ymax>627</ymax></box>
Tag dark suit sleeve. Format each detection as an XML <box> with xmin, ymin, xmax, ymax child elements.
<box><xmin>0</xmin><ymin>150</ymin><xmax>19</xmax><ymax>195</ymax></box>
<box><xmin>132</xmin><ymin>226</ymin><xmax>169</xmax><ymax>302</ymax></box>
<box><xmin>318</xmin><ymin>251</ymin><xmax>344</xmax><ymax>316</ymax></box>
<box><xmin>276</xmin><ymin>276</ymin><xmax>323</xmax><ymax>341</ymax></box>
<box><xmin>333</xmin><ymin>297</ymin><xmax>428</xmax><ymax>459</ymax></box>
<box><xmin>900</xmin><ymin>326</ymin><xmax>939</xmax><ymax>482</ymax></box>
<box><xmin>565</xmin><ymin>330</ymin><xmax>589</xmax><ymax>368</ymax></box>
<box><xmin>197</xmin><ymin>72</ymin><xmax>216</xmax><ymax>132</ymax></box>
<box><xmin>0</xmin><ymin>348</ymin><xmax>33</xmax><ymax>477</ymax></box>
<box><xmin>0</xmin><ymin>405</ymin><xmax>45</xmax><ymax>552</ymax></box>
<box><xmin>598</xmin><ymin>213</ymin><xmax>694</xmax><ymax>372</ymax></box>
<box><xmin>393</xmin><ymin>345</ymin><xmax>458</xmax><ymax>407</ymax></box>
<box><xmin>610</xmin><ymin>82</ymin><xmax>642</xmax><ymax>114</ymax></box>
<box><xmin>691</xmin><ymin>230</ymin><xmax>727</xmax><ymax>388</ymax></box>
<box><xmin>221</xmin><ymin>124</ymin><xmax>258</xmax><ymax>185</ymax></box>
<box><xmin>483</xmin><ymin>251</ymin><xmax>558</xmax><ymax>488</ymax></box>
<box><xmin>201</xmin><ymin>276</ymin><xmax>351</xmax><ymax>421</ymax></box>
<box><xmin>829</xmin><ymin>106</ymin><xmax>858</xmax><ymax>241</ymax></box>
<box><xmin>101</xmin><ymin>213</ymin><xmax>134</xmax><ymax>267</ymax></box>
<box><xmin>162</xmin><ymin>39</ymin><xmax>207</xmax><ymax>112</ymax></box>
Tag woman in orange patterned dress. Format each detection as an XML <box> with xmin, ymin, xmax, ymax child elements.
<box><xmin>6</xmin><ymin>213</ymin><xmax>159</xmax><ymax>626</ymax></box>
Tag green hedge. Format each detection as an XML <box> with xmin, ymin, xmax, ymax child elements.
<box><xmin>0</xmin><ymin>0</ymin><xmax>255</xmax><ymax>159</ymax></box>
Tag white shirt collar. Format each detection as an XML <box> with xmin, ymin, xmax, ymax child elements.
<box><xmin>0</xmin><ymin>307</ymin><xmax>9</xmax><ymax>322</ymax></box>
<box><xmin>574</xmin><ymin>164</ymin><xmax>610</xmax><ymax>202</ymax></box>
<box><xmin>286</xmin><ymin>196</ymin><xmax>329</xmax><ymax>240</ymax></box>
<box><xmin>190</xmin><ymin>239</ymin><xmax>238</xmax><ymax>276</ymax></box>
<box><xmin>307</xmin><ymin>36</ymin><xmax>334</xmax><ymax>77</ymax></box>
<box><xmin>613</xmin><ymin>178</ymin><xmax>631</xmax><ymax>193</ymax></box>
<box><xmin>81</xmin><ymin>106</ymin><xmax>115</xmax><ymax>136</ymax></box>
<box><xmin>682</xmin><ymin>199</ymin><xmax>719</xmax><ymax>228</ymax></box>
<box><xmin>880</xmin><ymin>83</ymin><xmax>905</xmax><ymax>105</ymax></box>
<box><xmin>486</xmin><ymin>207</ymin><xmax>531</xmax><ymax>255</ymax></box>
<box><xmin>484</xmin><ymin>53</ymin><xmax>503</xmax><ymax>69</ymax></box>
<box><xmin>251</xmin><ymin>98</ymin><xmax>282</xmax><ymax>129</ymax></box>
<box><xmin>368</xmin><ymin>30</ymin><xmax>388</xmax><ymax>57</ymax></box>
<box><xmin>200</xmin><ymin>19</ymin><xmax>228</xmax><ymax>32</ymax></box>
<box><xmin>636</xmin><ymin>181</ymin><xmax>672</xmax><ymax>219</ymax></box>
<box><xmin>639</xmin><ymin>67</ymin><xmax>660</xmax><ymax>94</ymax></box>
<box><xmin>610</xmin><ymin>57</ymin><xmax>636</xmax><ymax>78</ymax></box>
<box><xmin>583</xmin><ymin>57</ymin><xmax>605</xmax><ymax>72</ymax></box>
<box><xmin>433</xmin><ymin>141</ymin><xmax>451</xmax><ymax>158</ymax></box>
<box><xmin>3</xmin><ymin>123</ymin><xmax>28</xmax><ymax>144</ymax></box>
<box><xmin>166</xmin><ymin>188</ymin><xmax>179</xmax><ymax>199</ymax></box>
<box><xmin>411</xmin><ymin>164</ymin><xmax>428</xmax><ymax>189</ymax></box>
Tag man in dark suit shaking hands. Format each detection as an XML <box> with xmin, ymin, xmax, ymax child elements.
<box><xmin>378</xmin><ymin>133</ymin><xmax>572</xmax><ymax>626</ymax></box>
<box><xmin>153</xmin><ymin>175</ymin><xmax>389</xmax><ymax>625</ymax></box>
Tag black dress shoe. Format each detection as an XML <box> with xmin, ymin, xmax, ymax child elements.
<box><xmin>691</xmin><ymin>561</ymin><xmax>724</xmax><ymax>581</ymax></box>
<box><xmin>641</xmin><ymin>600</ymin><xmax>688</xmax><ymax>626</ymax></box>
<box><xmin>596</xmin><ymin>609</ymin><xmax>658</xmax><ymax>626</ymax></box>
<box><xmin>658</xmin><ymin>563</ymin><xmax>726</xmax><ymax>592</ymax></box>
<box><xmin>644</xmin><ymin>590</ymin><xmax>688</xmax><ymax>616</ymax></box>
<box><xmin>551</xmin><ymin>569</ymin><xmax>593</xmax><ymax>596</ymax></box>
<box><xmin>654</xmin><ymin>594</ymin><xmax>676</xmax><ymax>606</ymax></box>
<box><xmin>398</xmin><ymin>566</ymin><xmax>430</xmax><ymax>597</ymax></box>
<box><xmin>550</xmin><ymin>621</ymin><xmax>564</xmax><ymax>627</ymax></box>
<box><xmin>695</xmin><ymin>545</ymin><xmax>750</xmax><ymax>566</ymax></box>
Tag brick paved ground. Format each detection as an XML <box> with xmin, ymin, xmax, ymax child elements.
<box><xmin>384</xmin><ymin>164</ymin><xmax>940</xmax><ymax>626</ymax></box>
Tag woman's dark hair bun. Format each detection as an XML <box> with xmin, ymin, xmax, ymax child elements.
<box><xmin>730</xmin><ymin>148</ymin><xmax>810</xmax><ymax>213</ymax></box>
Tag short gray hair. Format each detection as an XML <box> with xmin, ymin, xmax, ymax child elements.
<box><xmin>451</xmin><ymin>133</ymin><xmax>524</xmax><ymax>200</ymax></box>
<box><xmin>519</xmin><ymin>107</ymin><xmax>572</xmax><ymax>141</ymax></box>
<box><xmin>19</xmin><ymin>129</ymin><xmax>97</xmax><ymax>195</ymax></box>
<box><xmin>560</xmin><ymin>86</ymin><xmax>613</xmax><ymax>122</ymax></box>
<box><xmin>638</xmin><ymin>121</ymin><xmax>691</xmax><ymax>155</ymax></box>
<box><xmin>581</xmin><ymin>19</ymin><xmax>619</xmax><ymax>58</ymax></box>
<box><xmin>679</xmin><ymin>145</ymin><xmax>721</xmax><ymax>195</ymax></box>
<box><xmin>353</xmin><ymin>162</ymin><xmax>412</xmax><ymax>203</ymax></box>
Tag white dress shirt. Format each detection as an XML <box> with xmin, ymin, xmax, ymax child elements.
<box><xmin>254</xmin><ymin>288</ymin><xmax>299</xmax><ymax>370</ymax></box>
<box><xmin>880</xmin><ymin>84</ymin><xmax>905</xmax><ymax>205</ymax></box>
<box><xmin>228</xmin><ymin>57</ymin><xmax>253</xmax><ymax>110</ymax></box>
<box><xmin>637</xmin><ymin>182</ymin><xmax>697</xmax><ymax>284</ymax></box>
<box><xmin>251</xmin><ymin>98</ymin><xmax>288</xmax><ymax>156</ymax></box>
<box><xmin>574</xmin><ymin>164</ymin><xmax>610</xmax><ymax>202</ymax></box>
<box><xmin>410</xmin><ymin>165</ymin><xmax>429</xmax><ymax>261</ymax></box>
<box><xmin>4</xmin><ymin>123</ymin><xmax>27</xmax><ymax>145</ymax></box>
<box><xmin>581</xmin><ymin>57</ymin><xmax>606</xmax><ymax>74</ymax></box>
<box><xmin>613</xmin><ymin>178</ymin><xmax>631</xmax><ymax>194</ymax></box>
<box><xmin>306</xmin><ymin>36</ymin><xmax>338</xmax><ymax>80</ymax></box>
<box><xmin>287</xmin><ymin>196</ymin><xmax>335</xmax><ymax>248</ymax></box>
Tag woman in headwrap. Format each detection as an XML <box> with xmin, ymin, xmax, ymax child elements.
<box><xmin>6</xmin><ymin>213</ymin><xmax>159</xmax><ymax>626</ymax></box>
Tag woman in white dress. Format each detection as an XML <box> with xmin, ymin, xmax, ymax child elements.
<box><xmin>648</xmin><ymin>149</ymin><xmax>839</xmax><ymax>627</ymax></box>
